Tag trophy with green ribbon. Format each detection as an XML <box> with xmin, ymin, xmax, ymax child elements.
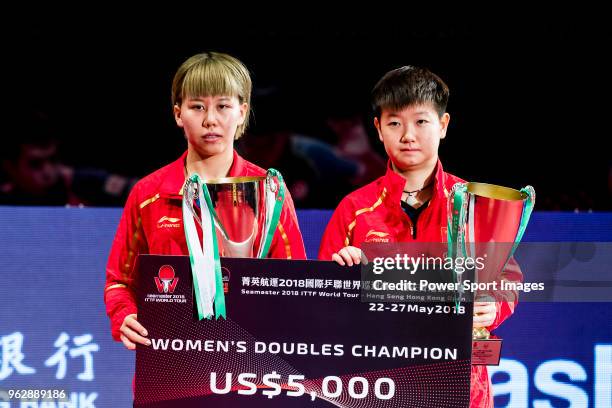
<box><xmin>447</xmin><ymin>182</ymin><xmax>535</xmax><ymax>365</ymax></box>
<box><xmin>182</xmin><ymin>169</ymin><xmax>286</xmax><ymax>320</ymax></box>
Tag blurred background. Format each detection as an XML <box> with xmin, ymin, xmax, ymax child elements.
<box><xmin>2</xmin><ymin>16</ymin><xmax>610</xmax><ymax>211</ymax></box>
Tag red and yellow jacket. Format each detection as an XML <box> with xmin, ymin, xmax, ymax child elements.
<box><xmin>318</xmin><ymin>159</ymin><xmax>522</xmax><ymax>408</ymax></box>
<box><xmin>105</xmin><ymin>150</ymin><xmax>306</xmax><ymax>341</ymax></box>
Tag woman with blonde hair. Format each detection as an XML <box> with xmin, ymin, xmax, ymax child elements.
<box><xmin>104</xmin><ymin>52</ymin><xmax>306</xmax><ymax>350</ymax></box>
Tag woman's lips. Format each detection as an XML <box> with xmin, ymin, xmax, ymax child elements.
<box><xmin>202</xmin><ymin>133</ymin><xmax>222</xmax><ymax>141</ymax></box>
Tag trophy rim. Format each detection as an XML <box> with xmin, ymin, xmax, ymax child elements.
<box><xmin>201</xmin><ymin>175</ymin><xmax>266</xmax><ymax>185</ymax></box>
<box><xmin>467</xmin><ymin>182</ymin><xmax>527</xmax><ymax>201</ymax></box>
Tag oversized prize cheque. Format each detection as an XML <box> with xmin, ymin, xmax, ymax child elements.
<box><xmin>133</xmin><ymin>172</ymin><xmax>474</xmax><ymax>407</ymax></box>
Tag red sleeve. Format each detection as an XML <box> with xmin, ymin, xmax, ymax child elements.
<box><xmin>104</xmin><ymin>184</ymin><xmax>148</xmax><ymax>341</ymax></box>
<box><xmin>268</xmin><ymin>188</ymin><xmax>306</xmax><ymax>260</ymax></box>
<box><xmin>488</xmin><ymin>256</ymin><xmax>523</xmax><ymax>331</ymax></box>
<box><xmin>318</xmin><ymin>197</ymin><xmax>354</xmax><ymax>260</ymax></box>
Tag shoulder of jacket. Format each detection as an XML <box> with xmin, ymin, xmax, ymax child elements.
<box><xmin>443</xmin><ymin>171</ymin><xmax>466</xmax><ymax>187</ymax></box>
<box><xmin>128</xmin><ymin>160</ymin><xmax>178</xmax><ymax>207</ymax></box>
<box><xmin>336</xmin><ymin>177</ymin><xmax>384</xmax><ymax>212</ymax></box>
<box><xmin>242</xmin><ymin>160</ymin><xmax>267</xmax><ymax>176</ymax></box>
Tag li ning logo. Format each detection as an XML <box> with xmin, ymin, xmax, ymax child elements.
<box><xmin>157</xmin><ymin>216</ymin><xmax>181</xmax><ymax>228</ymax></box>
<box><xmin>155</xmin><ymin>265</ymin><xmax>179</xmax><ymax>293</ymax></box>
<box><xmin>365</xmin><ymin>229</ymin><xmax>390</xmax><ymax>243</ymax></box>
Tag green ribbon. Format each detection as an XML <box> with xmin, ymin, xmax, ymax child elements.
<box><xmin>256</xmin><ymin>168</ymin><xmax>286</xmax><ymax>259</ymax></box>
<box><xmin>182</xmin><ymin>174</ymin><xmax>226</xmax><ymax>320</ymax></box>
<box><xmin>447</xmin><ymin>183</ymin><xmax>469</xmax><ymax>307</ymax></box>
<box><xmin>447</xmin><ymin>183</ymin><xmax>468</xmax><ymax>260</ymax></box>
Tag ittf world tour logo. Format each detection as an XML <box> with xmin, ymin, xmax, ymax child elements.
<box><xmin>155</xmin><ymin>265</ymin><xmax>179</xmax><ymax>293</ymax></box>
<box><xmin>222</xmin><ymin>267</ymin><xmax>230</xmax><ymax>294</ymax></box>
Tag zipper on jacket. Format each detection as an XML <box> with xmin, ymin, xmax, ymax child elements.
<box><xmin>411</xmin><ymin>200</ymin><xmax>432</xmax><ymax>239</ymax></box>
<box><xmin>406</xmin><ymin>217</ymin><xmax>415</xmax><ymax>239</ymax></box>
<box><xmin>398</xmin><ymin>205</ymin><xmax>416</xmax><ymax>239</ymax></box>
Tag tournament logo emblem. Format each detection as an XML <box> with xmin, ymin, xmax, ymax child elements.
<box><xmin>155</xmin><ymin>265</ymin><xmax>179</xmax><ymax>293</ymax></box>
<box><xmin>222</xmin><ymin>267</ymin><xmax>230</xmax><ymax>294</ymax></box>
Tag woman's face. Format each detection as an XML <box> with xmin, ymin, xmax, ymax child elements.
<box><xmin>374</xmin><ymin>103</ymin><xmax>449</xmax><ymax>172</ymax></box>
<box><xmin>174</xmin><ymin>95</ymin><xmax>247</xmax><ymax>158</ymax></box>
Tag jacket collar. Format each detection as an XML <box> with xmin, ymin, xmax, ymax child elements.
<box><xmin>160</xmin><ymin>149</ymin><xmax>247</xmax><ymax>198</ymax></box>
<box><xmin>381</xmin><ymin>158</ymin><xmax>447</xmax><ymax>210</ymax></box>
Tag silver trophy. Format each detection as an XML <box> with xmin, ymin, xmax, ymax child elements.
<box><xmin>183</xmin><ymin>170</ymin><xmax>285</xmax><ymax>259</ymax></box>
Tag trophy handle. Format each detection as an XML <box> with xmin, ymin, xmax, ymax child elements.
<box><xmin>501</xmin><ymin>185</ymin><xmax>536</xmax><ymax>272</ymax></box>
<box><xmin>183</xmin><ymin>178</ymin><xmax>203</xmax><ymax>228</ymax></box>
<box><xmin>256</xmin><ymin>169</ymin><xmax>286</xmax><ymax>258</ymax></box>
<box><xmin>515</xmin><ymin>186</ymin><xmax>536</xmax><ymax>245</ymax></box>
<box><xmin>183</xmin><ymin>178</ymin><xmax>231</xmax><ymax>241</ymax></box>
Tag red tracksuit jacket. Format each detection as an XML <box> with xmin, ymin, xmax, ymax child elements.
<box><xmin>319</xmin><ymin>159</ymin><xmax>523</xmax><ymax>408</ymax></box>
<box><xmin>105</xmin><ymin>150</ymin><xmax>306</xmax><ymax>341</ymax></box>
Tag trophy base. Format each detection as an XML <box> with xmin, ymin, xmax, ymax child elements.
<box><xmin>472</xmin><ymin>335</ymin><xmax>502</xmax><ymax>365</ymax></box>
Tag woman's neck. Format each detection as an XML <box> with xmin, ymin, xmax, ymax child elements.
<box><xmin>393</xmin><ymin>160</ymin><xmax>438</xmax><ymax>208</ymax></box>
<box><xmin>185</xmin><ymin>148</ymin><xmax>234</xmax><ymax>180</ymax></box>
<box><xmin>392</xmin><ymin>160</ymin><xmax>437</xmax><ymax>191</ymax></box>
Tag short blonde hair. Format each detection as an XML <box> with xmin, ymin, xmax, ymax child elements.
<box><xmin>172</xmin><ymin>52</ymin><xmax>252</xmax><ymax>139</ymax></box>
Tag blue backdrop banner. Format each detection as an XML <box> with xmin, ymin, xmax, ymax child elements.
<box><xmin>0</xmin><ymin>207</ymin><xmax>611</xmax><ymax>407</ymax></box>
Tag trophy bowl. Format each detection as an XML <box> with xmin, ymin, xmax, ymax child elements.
<box><xmin>448</xmin><ymin>181</ymin><xmax>535</xmax><ymax>364</ymax></box>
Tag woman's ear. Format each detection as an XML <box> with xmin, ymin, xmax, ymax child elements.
<box><xmin>237</xmin><ymin>102</ymin><xmax>248</xmax><ymax>125</ymax></box>
<box><xmin>374</xmin><ymin>117</ymin><xmax>383</xmax><ymax>142</ymax></box>
<box><xmin>439</xmin><ymin>112</ymin><xmax>450</xmax><ymax>139</ymax></box>
<box><xmin>173</xmin><ymin>104</ymin><xmax>183</xmax><ymax>127</ymax></box>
